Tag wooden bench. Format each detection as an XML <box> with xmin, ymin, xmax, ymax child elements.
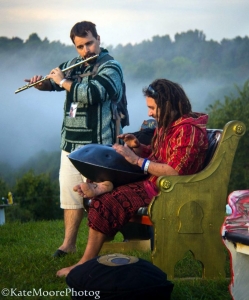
<box><xmin>81</xmin><ymin>120</ymin><xmax>245</xmax><ymax>279</ymax></box>
<box><xmin>100</xmin><ymin>120</ymin><xmax>246</xmax><ymax>280</ymax></box>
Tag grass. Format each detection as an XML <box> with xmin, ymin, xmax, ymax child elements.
<box><xmin>0</xmin><ymin>219</ymin><xmax>232</xmax><ymax>300</ymax></box>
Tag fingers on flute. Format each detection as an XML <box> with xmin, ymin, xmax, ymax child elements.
<box><xmin>24</xmin><ymin>75</ymin><xmax>43</xmax><ymax>84</ymax></box>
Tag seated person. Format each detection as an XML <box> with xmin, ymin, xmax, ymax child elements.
<box><xmin>57</xmin><ymin>78</ymin><xmax>209</xmax><ymax>277</ymax></box>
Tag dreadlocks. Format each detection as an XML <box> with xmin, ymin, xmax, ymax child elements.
<box><xmin>143</xmin><ymin>78</ymin><xmax>194</xmax><ymax>152</ymax></box>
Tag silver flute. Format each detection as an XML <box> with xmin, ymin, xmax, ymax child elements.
<box><xmin>14</xmin><ymin>54</ymin><xmax>99</xmax><ymax>94</ymax></box>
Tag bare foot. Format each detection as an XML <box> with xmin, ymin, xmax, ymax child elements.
<box><xmin>73</xmin><ymin>181</ymin><xmax>113</xmax><ymax>198</ymax></box>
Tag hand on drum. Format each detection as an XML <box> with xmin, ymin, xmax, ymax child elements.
<box><xmin>112</xmin><ymin>143</ymin><xmax>139</xmax><ymax>165</ymax></box>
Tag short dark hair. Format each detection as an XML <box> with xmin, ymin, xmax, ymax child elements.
<box><xmin>70</xmin><ymin>21</ymin><xmax>98</xmax><ymax>43</ymax></box>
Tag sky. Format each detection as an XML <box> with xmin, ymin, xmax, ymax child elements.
<box><xmin>0</xmin><ymin>0</ymin><xmax>249</xmax><ymax>47</ymax></box>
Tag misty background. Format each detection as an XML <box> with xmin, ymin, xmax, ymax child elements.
<box><xmin>2</xmin><ymin>74</ymin><xmax>221</xmax><ymax>168</ymax></box>
<box><xmin>1</xmin><ymin>30</ymin><xmax>248</xmax><ymax>169</ymax></box>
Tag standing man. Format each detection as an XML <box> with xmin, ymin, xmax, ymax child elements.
<box><xmin>26</xmin><ymin>21</ymin><xmax>125</xmax><ymax>257</ymax></box>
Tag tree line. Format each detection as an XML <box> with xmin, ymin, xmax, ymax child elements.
<box><xmin>0</xmin><ymin>29</ymin><xmax>249</xmax><ymax>221</ymax></box>
<box><xmin>1</xmin><ymin>29</ymin><xmax>249</xmax><ymax>84</ymax></box>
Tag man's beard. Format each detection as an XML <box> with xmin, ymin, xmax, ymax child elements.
<box><xmin>84</xmin><ymin>52</ymin><xmax>96</xmax><ymax>59</ymax></box>
<box><xmin>84</xmin><ymin>52</ymin><xmax>98</xmax><ymax>64</ymax></box>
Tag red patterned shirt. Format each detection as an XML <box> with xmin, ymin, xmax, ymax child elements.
<box><xmin>144</xmin><ymin>113</ymin><xmax>209</xmax><ymax>184</ymax></box>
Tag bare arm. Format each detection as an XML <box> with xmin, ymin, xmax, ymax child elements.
<box><xmin>112</xmin><ymin>143</ymin><xmax>178</xmax><ymax>177</ymax></box>
<box><xmin>137</xmin><ymin>158</ymin><xmax>179</xmax><ymax>176</ymax></box>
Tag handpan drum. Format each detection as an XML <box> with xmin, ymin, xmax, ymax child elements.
<box><xmin>68</xmin><ymin>144</ymin><xmax>147</xmax><ymax>186</ymax></box>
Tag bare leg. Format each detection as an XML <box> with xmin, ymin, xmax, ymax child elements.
<box><xmin>56</xmin><ymin>227</ymin><xmax>107</xmax><ymax>277</ymax></box>
<box><xmin>58</xmin><ymin>209</ymin><xmax>84</xmax><ymax>253</ymax></box>
<box><xmin>73</xmin><ymin>181</ymin><xmax>113</xmax><ymax>198</ymax></box>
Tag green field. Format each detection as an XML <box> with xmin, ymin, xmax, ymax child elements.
<box><xmin>0</xmin><ymin>219</ymin><xmax>232</xmax><ymax>299</ymax></box>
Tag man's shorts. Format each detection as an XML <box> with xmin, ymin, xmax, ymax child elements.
<box><xmin>59</xmin><ymin>150</ymin><xmax>86</xmax><ymax>209</ymax></box>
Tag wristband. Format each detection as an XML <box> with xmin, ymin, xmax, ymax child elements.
<box><xmin>141</xmin><ymin>158</ymin><xmax>148</xmax><ymax>171</ymax></box>
<box><xmin>59</xmin><ymin>78</ymin><xmax>67</xmax><ymax>88</ymax></box>
<box><xmin>143</xmin><ymin>160</ymin><xmax>151</xmax><ymax>174</ymax></box>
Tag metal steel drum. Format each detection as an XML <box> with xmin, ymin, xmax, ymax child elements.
<box><xmin>68</xmin><ymin>144</ymin><xmax>147</xmax><ymax>186</ymax></box>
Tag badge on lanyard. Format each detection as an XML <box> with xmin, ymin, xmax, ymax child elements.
<box><xmin>69</xmin><ymin>103</ymin><xmax>78</xmax><ymax>118</ymax></box>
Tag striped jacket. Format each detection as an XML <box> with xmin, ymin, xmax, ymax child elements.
<box><xmin>50</xmin><ymin>48</ymin><xmax>124</xmax><ymax>153</ymax></box>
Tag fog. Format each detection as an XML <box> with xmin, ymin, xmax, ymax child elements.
<box><xmin>1</xmin><ymin>69</ymin><xmax>62</xmax><ymax>167</ymax></box>
<box><xmin>0</xmin><ymin>69</ymin><xmax>222</xmax><ymax>168</ymax></box>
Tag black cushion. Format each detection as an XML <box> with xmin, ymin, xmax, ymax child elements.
<box><xmin>203</xmin><ymin>129</ymin><xmax>222</xmax><ymax>169</ymax></box>
<box><xmin>133</xmin><ymin>127</ymin><xmax>155</xmax><ymax>145</ymax></box>
<box><xmin>66</xmin><ymin>254</ymin><xmax>174</xmax><ymax>300</ymax></box>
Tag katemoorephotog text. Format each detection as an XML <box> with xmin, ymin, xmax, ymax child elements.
<box><xmin>1</xmin><ymin>288</ymin><xmax>101</xmax><ymax>299</ymax></box>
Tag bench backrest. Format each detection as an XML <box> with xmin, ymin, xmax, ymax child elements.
<box><xmin>202</xmin><ymin>129</ymin><xmax>222</xmax><ymax>169</ymax></box>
